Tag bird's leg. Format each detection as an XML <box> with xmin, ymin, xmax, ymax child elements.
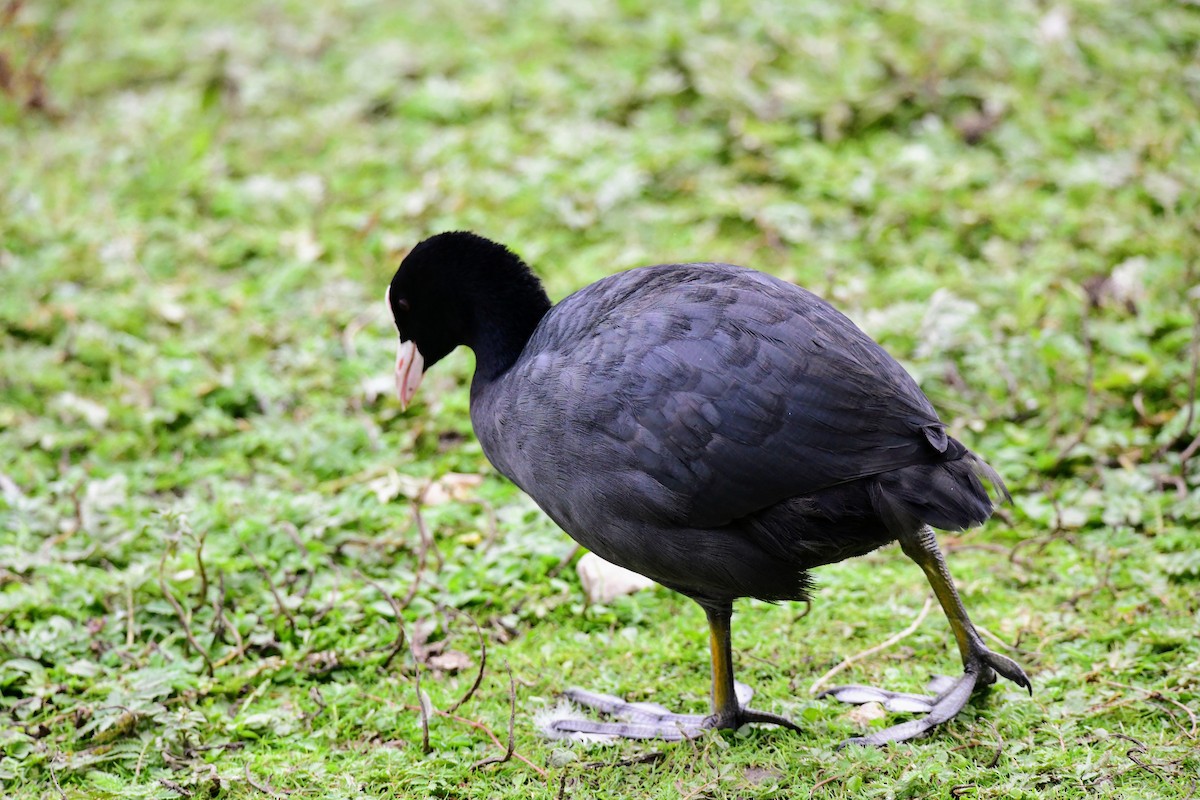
<box><xmin>542</xmin><ymin>603</ymin><xmax>802</xmax><ymax>741</ymax></box>
<box><xmin>707</xmin><ymin>602</ymin><xmax>741</xmax><ymax>726</ymax></box>
<box><xmin>821</xmin><ymin>525</ymin><xmax>1031</xmax><ymax>747</ymax></box>
<box><xmin>704</xmin><ymin>604</ymin><xmax>803</xmax><ymax>731</ymax></box>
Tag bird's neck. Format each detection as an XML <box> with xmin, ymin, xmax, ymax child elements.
<box><xmin>467</xmin><ymin>284</ymin><xmax>551</xmax><ymax>385</ymax></box>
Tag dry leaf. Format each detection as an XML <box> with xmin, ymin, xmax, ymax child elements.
<box><xmin>422</xmin><ymin>472</ymin><xmax>483</xmax><ymax>505</ymax></box>
<box><xmin>427</xmin><ymin>651</ymin><xmax>473</xmax><ymax>673</ymax></box>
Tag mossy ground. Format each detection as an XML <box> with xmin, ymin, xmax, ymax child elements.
<box><xmin>1</xmin><ymin>1</ymin><xmax>1198</xmax><ymax>797</ymax></box>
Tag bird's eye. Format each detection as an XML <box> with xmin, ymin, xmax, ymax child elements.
<box><xmin>385</xmin><ymin>286</ymin><xmax>410</xmax><ymax>337</ymax></box>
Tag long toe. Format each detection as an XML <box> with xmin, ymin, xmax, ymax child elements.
<box><xmin>838</xmin><ymin>670</ymin><xmax>980</xmax><ymax>747</ymax></box>
<box><xmin>546</xmin><ymin>687</ymin><xmax>709</xmax><ymax>741</ymax></box>
<box><xmin>545</xmin><ymin>715</ymin><xmax>706</xmax><ymax>741</ymax></box>
<box><xmin>818</xmin><ymin>685</ymin><xmax>936</xmax><ymax>714</ymax></box>
<box><xmin>737</xmin><ymin>707</ymin><xmax>805</xmax><ymax>734</ymax></box>
<box><xmin>544</xmin><ymin>686</ymin><xmax>802</xmax><ymax>742</ymax></box>
<box><xmin>829</xmin><ymin>646</ymin><xmax>1031</xmax><ymax>747</ymax></box>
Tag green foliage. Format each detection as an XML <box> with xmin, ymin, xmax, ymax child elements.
<box><xmin>2</xmin><ymin>0</ymin><xmax>1198</xmax><ymax>797</ymax></box>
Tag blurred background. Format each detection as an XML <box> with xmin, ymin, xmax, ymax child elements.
<box><xmin>1</xmin><ymin>0</ymin><xmax>1197</xmax><ymax>797</ymax></box>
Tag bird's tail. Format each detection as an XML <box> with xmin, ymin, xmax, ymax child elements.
<box><xmin>870</xmin><ymin>447</ymin><xmax>1009</xmax><ymax>536</ymax></box>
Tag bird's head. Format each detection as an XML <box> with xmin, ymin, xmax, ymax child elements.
<box><xmin>385</xmin><ymin>231</ymin><xmax>550</xmax><ymax>410</ymax></box>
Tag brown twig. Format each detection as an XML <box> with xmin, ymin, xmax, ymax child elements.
<box><xmin>49</xmin><ymin>756</ymin><xmax>66</xmax><ymax>799</ymax></box>
<box><xmin>192</xmin><ymin>528</ymin><xmax>209</xmax><ymax>614</ymax></box>
<box><xmin>354</xmin><ymin>570</ymin><xmax>408</xmax><ymax>670</ymax></box>
<box><xmin>1178</xmin><ymin>431</ymin><xmax>1200</xmax><ymax>474</ymax></box>
<box><xmin>1099</xmin><ymin>679</ymin><xmax>1197</xmax><ymax>740</ymax></box>
<box><xmin>159</xmin><ymin>779</ymin><xmax>192</xmax><ymax>797</ymax></box>
<box><xmin>1183</xmin><ymin>298</ymin><xmax>1200</xmax><ymax>442</ymax></box>
<box><xmin>974</xmin><ymin>624</ymin><xmax>1024</xmax><ymax>655</ymax></box>
<box><xmin>473</xmin><ymin>663</ymin><xmax>517</xmax><ymax>771</ymax></box>
<box><xmin>1111</xmin><ymin>733</ymin><xmax>1163</xmax><ymax>779</ymax></box>
<box><xmin>1157</xmin><ymin>292</ymin><xmax>1200</xmax><ymax>466</ymax></box>
<box><xmin>396</xmin><ymin>702</ymin><xmax>547</xmax><ymax>777</ymax></box>
<box><xmin>244</xmin><ymin>546</ymin><xmax>298</xmax><ymax>636</ymax></box>
<box><xmin>794</xmin><ymin>599</ymin><xmax>812</xmax><ymax>621</ymax></box>
<box><xmin>679</xmin><ymin>776</ymin><xmax>721</xmax><ymax>800</ymax></box>
<box><xmin>134</xmin><ymin>736</ymin><xmax>153</xmax><ymax>778</ymax></box>
<box><xmin>580</xmin><ymin>752</ymin><xmax>666</xmax><ymax>769</ymax></box>
<box><xmin>244</xmin><ymin>764</ymin><xmax>290</xmax><ymax>798</ymax></box>
<box><xmin>414</xmin><ymin>660</ymin><xmax>432</xmax><ymax>754</ymax></box>
<box><xmin>443</xmin><ymin>607</ymin><xmax>488</xmax><ymax>715</ymax></box>
<box><xmin>411</xmin><ymin>498</ymin><xmax>445</xmax><ymax>573</ymax></box>
<box><xmin>1</xmin><ymin>0</ymin><xmax>20</xmax><ymax>27</ymax></box>
<box><xmin>125</xmin><ymin>582</ymin><xmax>136</xmax><ymax>647</ymax></box>
<box><xmin>809</xmin><ymin>596</ymin><xmax>934</xmax><ymax>694</ymax></box>
<box><xmin>399</xmin><ymin>505</ymin><xmax>432</xmax><ymax>612</ymax></box>
<box><xmin>41</xmin><ymin>478</ymin><xmax>84</xmax><ymax>550</ymax></box>
<box><xmin>309</xmin><ymin>580</ymin><xmax>340</xmax><ymax>627</ymax></box>
<box><xmin>810</xmin><ymin>771</ymin><xmax>844</xmax><ymax>793</ymax></box>
<box><xmin>1009</xmin><ymin>530</ymin><xmax>1073</xmax><ymax>566</ymax></box>
<box><xmin>1087</xmin><ymin>757</ymin><xmax>1187</xmax><ymax>790</ymax></box>
<box><xmin>303</xmin><ymin>686</ymin><xmax>326</xmax><ymax>729</ymax></box>
<box><xmin>212</xmin><ymin>572</ymin><xmax>240</xmax><ymax>650</ymax></box>
<box><xmin>0</xmin><ymin>0</ymin><xmax>59</xmax><ymax>116</ymax></box>
<box><xmin>158</xmin><ymin>545</ymin><xmax>214</xmax><ymax>677</ymax></box>
<box><xmin>1055</xmin><ymin>305</ymin><xmax>1096</xmax><ymax>464</ymax></box>
<box><xmin>210</xmin><ymin>623</ymin><xmax>248</xmax><ymax>669</ymax></box>
<box><xmin>283</xmin><ymin>522</ymin><xmax>342</xmax><ymax>628</ymax></box>
<box><xmin>945</xmin><ymin>541</ymin><xmax>1034</xmax><ymax>572</ymax></box>
<box><xmin>984</xmin><ymin>720</ymin><xmax>1004</xmax><ymax>768</ymax></box>
<box><xmin>184</xmin><ymin>741</ymin><xmax>245</xmax><ymax>756</ymax></box>
<box><xmin>1064</xmin><ymin>556</ymin><xmax>1115</xmax><ymax>610</ymax></box>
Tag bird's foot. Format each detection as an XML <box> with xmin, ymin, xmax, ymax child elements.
<box><xmin>542</xmin><ymin>682</ymin><xmax>802</xmax><ymax>742</ymax></box>
<box><xmin>819</xmin><ymin>647</ymin><xmax>1031</xmax><ymax>747</ymax></box>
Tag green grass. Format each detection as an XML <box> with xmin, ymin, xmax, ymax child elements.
<box><xmin>2</xmin><ymin>0</ymin><xmax>1198</xmax><ymax>797</ymax></box>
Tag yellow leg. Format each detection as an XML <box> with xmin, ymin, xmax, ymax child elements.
<box><xmin>547</xmin><ymin>602</ymin><xmax>803</xmax><ymax>739</ymax></box>
<box><xmin>822</xmin><ymin>525</ymin><xmax>1031</xmax><ymax>747</ymax></box>
<box><xmin>704</xmin><ymin>603</ymin><xmax>802</xmax><ymax>732</ymax></box>
<box><xmin>898</xmin><ymin>526</ymin><xmax>982</xmax><ymax>669</ymax></box>
<box><xmin>706</xmin><ymin>605</ymin><xmax>739</xmax><ymax>725</ymax></box>
<box><xmin>897</xmin><ymin>525</ymin><xmax>1031</xmax><ymax>691</ymax></box>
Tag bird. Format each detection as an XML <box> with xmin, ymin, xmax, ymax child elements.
<box><xmin>385</xmin><ymin>231</ymin><xmax>1031</xmax><ymax>745</ymax></box>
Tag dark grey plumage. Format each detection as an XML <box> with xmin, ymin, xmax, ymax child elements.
<box><xmin>469</xmin><ymin>261</ymin><xmax>1005</xmax><ymax>606</ymax></box>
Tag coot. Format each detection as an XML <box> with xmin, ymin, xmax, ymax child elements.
<box><xmin>386</xmin><ymin>232</ymin><xmax>1030</xmax><ymax>745</ymax></box>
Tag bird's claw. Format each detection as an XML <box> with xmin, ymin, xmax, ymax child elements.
<box><xmin>979</xmin><ymin>649</ymin><xmax>1032</xmax><ymax>695</ymax></box>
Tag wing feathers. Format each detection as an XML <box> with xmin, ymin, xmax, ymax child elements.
<box><xmin>507</xmin><ymin>263</ymin><xmax>983</xmax><ymax>529</ymax></box>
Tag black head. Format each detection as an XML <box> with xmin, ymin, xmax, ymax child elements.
<box><xmin>386</xmin><ymin>232</ymin><xmax>552</xmax><ymax>402</ymax></box>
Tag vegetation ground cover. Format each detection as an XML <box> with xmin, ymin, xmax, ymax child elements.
<box><xmin>1</xmin><ymin>0</ymin><xmax>1198</xmax><ymax>797</ymax></box>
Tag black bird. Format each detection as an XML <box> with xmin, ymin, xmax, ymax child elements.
<box><xmin>386</xmin><ymin>231</ymin><xmax>1030</xmax><ymax>745</ymax></box>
